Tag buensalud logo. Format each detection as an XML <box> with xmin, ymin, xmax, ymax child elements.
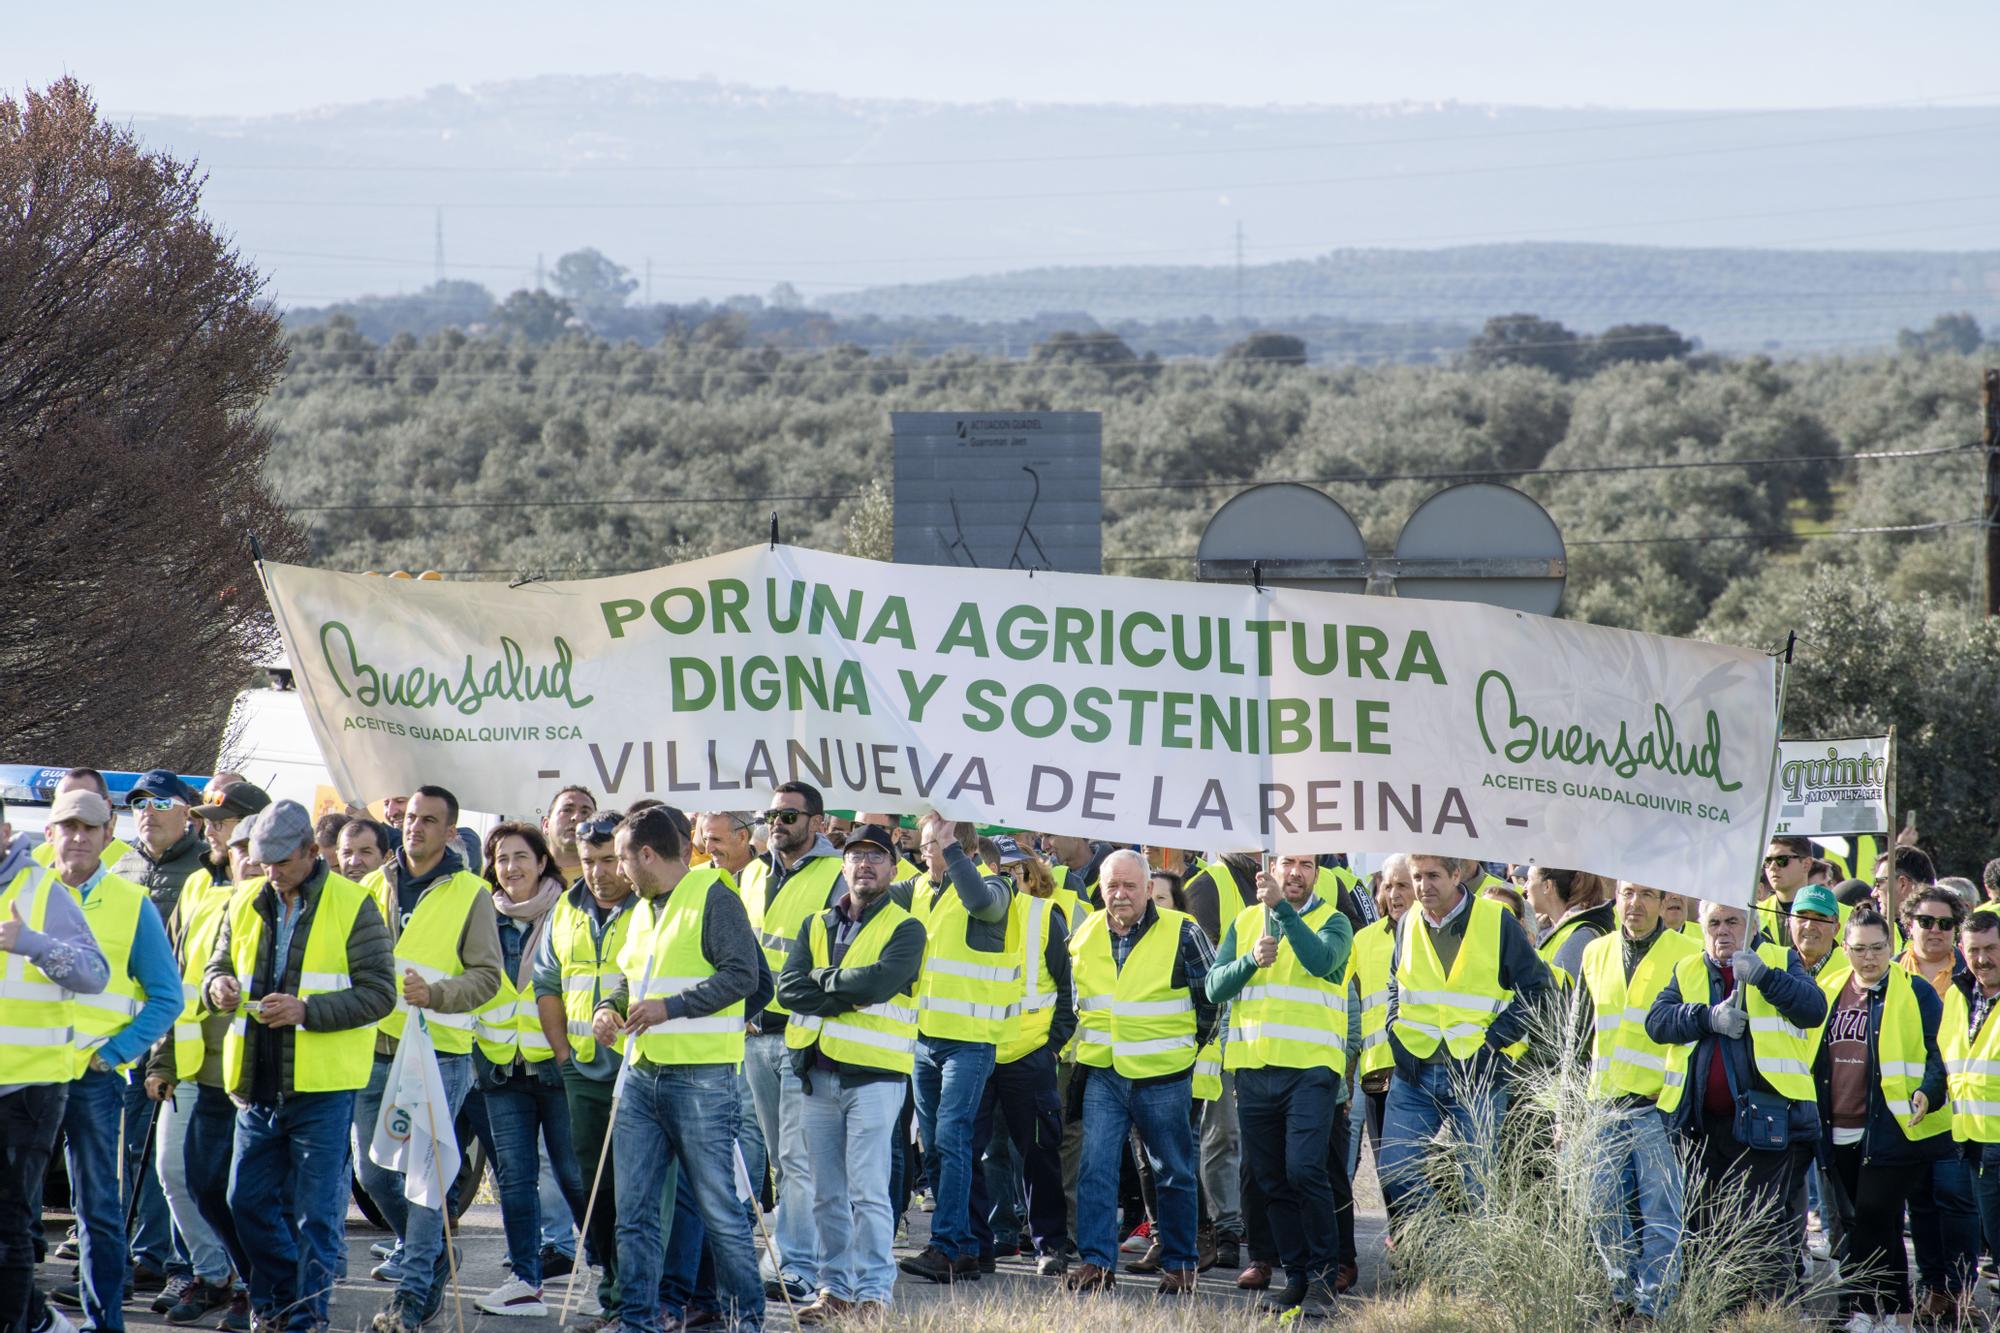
<box><xmin>319</xmin><ymin>620</ymin><xmax>593</xmax><ymax>715</ymax></box>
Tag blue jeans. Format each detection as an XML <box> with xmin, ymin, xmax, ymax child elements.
<box><xmin>970</xmin><ymin>1048</ymin><xmax>1069</xmax><ymax>1258</ymax></box>
<box><xmin>1590</xmin><ymin>1105</ymin><xmax>1683</xmax><ymax>1317</ymax></box>
<box><xmin>121</xmin><ymin>1075</ymin><xmax>171</xmax><ymax>1272</ymax></box>
<box><xmin>1378</xmin><ymin>1060</ymin><xmax>1508</xmax><ymax>1218</ymax></box>
<box><xmin>1911</xmin><ymin>1149</ymin><xmax>1982</xmax><ymax>1297</ymax></box>
<box><xmin>156</xmin><ymin>1079</ymin><xmax>231</xmax><ymax>1284</ymax></box>
<box><xmin>539</xmin><ymin>1154</ymin><xmax>575</xmax><ymax>1259</ymax></box>
<box><xmin>228</xmin><ymin>1091</ymin><xmax>357</xmax><ymax>1333</ymax></box>
<box><xmin>912</xmin><ymin>1036</ymin><xmax>996</xmax><ymax>1260</ymax></box>
<box><xmin>391</xmin><ymin>1052</ymin><xmax>474</xmax><ymax>1311</ymax></box>
<box><xmin>351</xmin><ymin>1055</ymin><xmax>409</xmax><ymax>1243</ymax></box>
<box><xmin>1971</xmin><ymin>1143</ymin><xmax>2000</xmax><ymax>1277</ymax></box>
<box><xmin>472</xmin><ymin>1073</ymin><xmax>586</xmax><ymax>1288</ymax></box>
<box><xmin>183</xmin><ymin>1084</ymin><xmax>249</xmax><ymax>1286</ymax></box>
<box><xmin>743</xmin><ymin>1033</ymin><xmax>816</xmax><ymax>1285</ymax></box>
<box><xmin>733</xmin><ymin>1067</ymin><xmax>767</xmax><ymax>1216</ymax></box>
<box><xmin>800</xmin><ymin>1076</ymin><xmax>902</xmax><ymax>1304</ymax></box>
<box><xmin>1076</xmin><ymin>1067</ymin><xmax>1197</xmax><ymax>1273</ymax></box>
<box><xmin>64</xmin><ymin>1069</ymin><xmax>128</xmax><ymax>1333</ymax></box>
<box><xmin>613</xmin><ymin>1063</ymin><xmax>763</xmax><ymax>1333</ymax></box>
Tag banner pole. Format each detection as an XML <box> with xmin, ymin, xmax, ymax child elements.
<box><xmin>1883</xmin><ymin>724</ymin><xmax>1899</xmax><ymax>935</ymax></box>
<box><xmin>413</xmin><ymin>1015</ymin><xmax>467</xmax><ymax>1333</ymax></box>
<box><xmin>1747</xmin><ymin>632</ymin><xmax>1797</xmax><ymax>933</ymax></box>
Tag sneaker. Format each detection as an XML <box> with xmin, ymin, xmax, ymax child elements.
<box><xmin>1128</xmin><ymin>1240</ymin><xmax>1163</xmax><ymax>1275</ymax></box>
<box><xmin>370</xmin><ymin>1241</ymin><xmax>397</xmax><ymax>1260</ymax></box>
<box><xmin>576</xmin><ymin>1291</ymin><xmax>605</xmax><ymax>1317</ymax></box>
<box><xmin>1212</xmin><ymin>1236</ymin><xmax>1241</xmax><ymax>1270</ymax></box>
<box><xmin>218</xmin><ymin>1293</ymin><xmax>251</xmax><ymax>1333</ymax></box>
<box><xmin>370</xmin><ymin>1295</ymin><xmax>423</xmax><ymax>1333</ymax></box>
<box><xmin>539</xmin><ymin>1246</ymin><xmax>575</xmax><ymax>1280</ymax></box>
<box><xmin>167</xmin><ymin>1280</ymin><xmax>233</xmax><ymax>1326</ymax></box>
<box><xmin>35</xmin><ymin>1309</ymin><xmax>79</xmax><ymax>1333</ymax></box>
<box><xmin>369</xmin><ymin>1259</ymin><xmax>407</xmax><ymax>1284</ymax></box>
<box><xmin>1259</xmin><ymin>1280</ymin><xmax>1308</xmax><ymax>1314</ymax></box>
<box><xmin>475</xmin><ymin>1279</ymin><xmax>548</xmax><ymax>1318</ymax></box>
<box><xmin>154</xmin><ymin>1276</ymin><xmax>197</xmax><ymax>1315</ymax></box>
<box><xmin>1120</xmin><ymin>1219</ymin><xmax>1153</xmax><ymax>1253</ymax></box>
<box><xmin>762</xmin><ymin>1273</ymin><xmax>813</xmax><ymax>1303</ymax></box>
<box><xmin>132</xmin><ymin>1263</ymin><xmax>171</xmax><ymax>1293</ymax></box>
<box><xmin>1036</xmin><ymin>1253</ymin><xmax>1068</xmax><ymax>1278</ymax></box>
<box><xmin>48</xmin><ymin>1287</ymin><xmax>83</xmax><ymax>1312</ymax></box>
<box><xmin>54</xmin><ymin>1235</ymin><xmax>81</xmax><ymax>1262</ymax></box>
<box><xmin>1293</xmin><ymin>1281</ymin><xmax>1339</xmax><ymax>1320</ymax></box>
<box><xmin>794</xmin><ymin>1295</ymin><xmax>852</xmax><ymax>1327</ymax></box>
<box><xmin>920</xmin><ymin>1189</ymin><xmax>936</xmax><ymax>1213</ymax></box>
<box><xmin>896</xmin><ymin>1246</ymin><xmax>956</xmax><ymax>1284</ymax></box>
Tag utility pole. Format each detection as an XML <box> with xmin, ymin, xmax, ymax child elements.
<box><xmin>1984</xmin><ymin>368</ymin><xmax>2000</xmax><ymax>616</ymax></box>
<box><xmin>433</xmin><ymin>208</ymin><xmax>445</xmax><ymax>285</ymax></box>
<box><xmin>1234</xmin><ymin>221</ymin><xmax>1245</xmax><ymax>324</ymax></box>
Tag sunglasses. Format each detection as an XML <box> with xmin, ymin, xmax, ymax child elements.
<box><xmin>763</xmin><ymin>809</ymin><xmax>810</xmax><ymax>827</ymax></box>
<box><xmin>1763</xmin><ymin>854</ymin><xmax>1798</xmax><ymax>868</ymax></box>
<box><xmin>576</xmin><ymin>813</ymin><xmax>623</xmax><ymax>843</ymax></box>
<box><xmin>1912</xmin><ymin>915</ymin><xmax>1956</xmax><ymax>931</ymax></box>
<box><xmin>131</xmin><ymin>797</ymin><xmax>185</xmax><ymax>812</ymax></box>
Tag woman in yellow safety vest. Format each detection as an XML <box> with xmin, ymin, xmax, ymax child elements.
<box><xmin>468</xmin><ymin>823</ymin><xmax>586</xmax><ymax>1318</ymax></box>
<box><xmin>1810</xmin><ymin>907</ymin><xmax>1950</xmax><ymax>1329</ymax></box>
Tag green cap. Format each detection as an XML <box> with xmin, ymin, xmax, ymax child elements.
<box><xmin>1792</xmin><ymin>884</ymin><xmax>1840</xmax><ymax>920</ymax></box>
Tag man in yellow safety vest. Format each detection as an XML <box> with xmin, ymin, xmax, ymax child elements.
<box><xmin>354</xmin><ymin>786</ymin><xmax>502</xmax><ymax>1333</ymax></box>
<box><xmin>776</xmin><ymin>823</ymin><xmax>927</xmax><ymax>1324</ymax></box>
<box><xmin>1645</xmin><ymin>899</ymin><xmax>1827</xmax><ymax>1303</ymax></box>
<box><xmin>1063</xmin><ymin>849</ymin><xmax>1216</xmax><ymax>1297</ymax></box>
<box><xmin>593</xmin><ymin>806</ymin><xmax>770</xmax><ymax>1333</ymax></box>
<box><xmin>202</xmin><ymin>800</ymin><xmax>395</xmax><ymax>1333</ymax></box>
<box><xmin>892</xmin><ymin>814</ymin><xmax>1016</xmax><ymax>1286</ymax></box>
<box><xmin>1943</xmin><ymin>907</ymin><xmax>2000</xmax><ymax>1298</ymax></box>
<box><xmin>0</xmin><ymin>790</ymin><xmax>111</xmax><ymax>1333</ymax></box>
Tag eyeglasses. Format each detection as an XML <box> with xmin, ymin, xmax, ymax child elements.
<box><xmin>763</xmin><ymin>809</ymin><xmax>809</xmax><ymax>827</ymax></box>
<box><xmin>131</xmin><ymin>797</ymin><xmax>184</xmax><ymax>812</ymax></box>
<box><xmin>1847</xmin><ymin>942</ymin><xmax>1891</xmax><ymax>957</ymax></box>
<box><xmin>576</xmin><ymin>813</ymin><xmax>622</xmax><ymax>844</ymax></box>
<box><xmin>843</xmin><ymin>845</ymin><xmax>890</xmax><ymax>862</ymax></box>
<box><xmin>1912</xmin><ymin>915</ymin><xmax>1957</xmax><ymax>931</ymax></box>
<box><xmin>1763</xmin><ymin>854</ymin><xmax>1797</xmax><ymax>868</ymax></box>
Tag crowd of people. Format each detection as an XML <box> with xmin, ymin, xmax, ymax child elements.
<box><xmin>4</xmin><ymin>765</ymin><xmax>2000</xmax><ymax>1333</ymax></box>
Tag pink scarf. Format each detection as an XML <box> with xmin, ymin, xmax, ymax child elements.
<box><xmin>494</xmin><ymin>874</ymin><xmax>563</xmax><ymax>990</ymax></box>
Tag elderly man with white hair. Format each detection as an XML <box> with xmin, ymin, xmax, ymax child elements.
<box><xmin>1062</xmin><ymin>848</ymin><xmax>1218</xmax><ymax>1296</ymax></box>
<box><xmin>1646</xmin><ymin>897</ymin><xmax>1827</xmax><ymax>1304</ymax></box>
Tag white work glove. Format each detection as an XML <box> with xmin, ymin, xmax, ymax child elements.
<box><xmin>1708</xmin><ymin>1003</ymin><xmax>1748</xmax><ymax>1040</ymax></box>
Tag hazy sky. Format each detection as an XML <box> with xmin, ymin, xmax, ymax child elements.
<box><xmin>14</xmin><ymin>1</ymin><xmax>1999</xmax><ymax>116</ymax></box>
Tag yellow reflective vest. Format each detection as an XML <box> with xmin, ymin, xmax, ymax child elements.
<box><xmin>617</xmin><ymin>869</ymin><xmax>746</xmax><ymax>1066</ymax></box>
<box><xmin>1193</xmin><ymin>1040</ymin><xmax>1222</xmax><ymax>1100</ymax></box>
<box><xmin>1391</xmin><ymin>896</ymin><xmax>1516</xmax><ymax>1063</ymax></box>
<box><xmin>784</xmin><ymin>899</ymin><xmax>921</xmax><ymax>1076</ymax></box>
<box><xmin>1223</xmin><ymin>900</ymin><xmax>1347</xmax><ymax>1073</ymax></box>
<box><xmin>1348</xmin><ymin>917</ymin><xmax>1397</xmax><ymax>1080</ymax></box>
<box><xmin>473</xmin><ymin>911</ymin><xmax>557</xmax><ymax>1067</ymax></box>
<box><xmin>220</xmin><ymin>873</ymin><xmax>379</xmax><ymax>1093</ymax></box>
<box><xmin>68</xmin><ymin>870</ymin><xmax>150</xmax><ymax>1076</ymax></box>
<box><xmin>365</xmin><ymin>865</ymin><xmax>489</xmax><ymax>1055</ymax></box>
<box><xmin>1071</xmin><ymin>907</ymin><xmax>1197</xmax><ymax>1079</ymax></box>
<box><xmin>1942</xmin><ymin>984</ymin><xmax>2000</xmax><ymax>1143</ymax></box>
<box><xmin>741</xmin><ymin>855</ymin><xmax>841</xmax><ymax>1018</ymax></box>
<box><xmin>546</xmin><ymin>890</ymin><xmax>638</xmax><ymax>1064</ymax></box>
<box><xmin>995</xmin><ymin>893</ymin><xmax>1060</xmax><ymax>1064</ymax></box>
<box><xmin>912</xmin><ymin>877</ymin><xmax>1022</xmax><ymax>1046</ymax></box>
<box><xmin>170</xmin><ymin>868</ymin><xmax>244</xmax><ymax>1080</ymax></box>
<box><xmin>1578</xmin><ymin>925</ymin><xmax>1700</xmax><ymax>1102</ymax></box>
<box><xmin>1656</xmin><ymin>942</ymin><xmax>1816</xmax><ymax>1112</ymax></box>
<box><xmin>0</xmin><ymin>867</ymin><xmax>84</xmax><ymax>1085</ymax></box>
<box><xmin>1871</xmin><ymin>966</ymin><xmax>1952</xmax><ymax>1140</ymax></box>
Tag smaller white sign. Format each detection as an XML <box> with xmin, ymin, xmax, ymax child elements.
<box><xmin>1773</xmin><ymin>735</ymin><xmax>1890</xmax><ymax>837</ymax></box>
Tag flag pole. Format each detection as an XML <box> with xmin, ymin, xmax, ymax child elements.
<box><xmin>413</xmin><ymin>1014</ymin><xmax>467</xmax><ymax>1333</ymax></box>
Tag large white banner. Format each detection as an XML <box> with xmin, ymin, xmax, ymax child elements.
<box><xmin>1773</xmin><ymin>735</ymin><xmax>1890</xmax><ymax>837</ymax></box>
<box><xmin>260</xmin><ymin>544</ymin><xmax>1778</xmax><ymax>902</ymax></box>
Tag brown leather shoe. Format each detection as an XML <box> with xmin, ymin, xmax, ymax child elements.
<box><xmin>1156</xmin><ymin>1269</ymin><xmax>1197</xmax><ymax>1297</ymax></box>
<box><xmin>1194</xmin><ymin>1226</ymin><xmax>1219</xmax><ymax>1273</ymax></box>
<box><xmin>1063</xmin><ymin>1262</ymin><xmax>1116</xmax><ymax>1294</ymax></box>
<box><xmin>795</xmin><ymin>1295</ymin><xmax>852</xmax><ymax>1326</ymax></box>
<box><xmin>1236</xmin><ymin>1261</ymin><xmax>1274</xmax><ymax>1290</ymax></box>
<box><xmin>1333</xmin><ymin>1262</ymin><xmax>1358</xmax><ymax>1294</ymax></box>
<box><xmin>1128</xmin><ymin>1240</ymin><xmax>1164</xmax><ymax>1274</ymax></box>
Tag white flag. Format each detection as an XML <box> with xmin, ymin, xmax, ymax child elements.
<box><xmin>368</xmin><ymin>1013</ymin><xmax>461</xmax><ymax>1209</ymax></box>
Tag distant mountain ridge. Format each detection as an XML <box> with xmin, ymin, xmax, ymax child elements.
<box><xmin>124</xmin><ymin>75</ymin><xmax>2000</xmax><ymax>348</ymax></box>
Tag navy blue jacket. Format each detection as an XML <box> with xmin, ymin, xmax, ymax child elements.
<box><xmin>1810</xmin><ymin>970</ymin><xmax>1950</xmax><ymax>1165</ymax></box>
<box><xmin>1646</xmin><ymin>948</ymin><xmax>1828</xmax><ymax>1144</ymax></box>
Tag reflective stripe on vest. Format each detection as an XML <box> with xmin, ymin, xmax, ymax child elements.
<box><xmin>618</xmin><ymin>869</ymin><xmax>745</xmax><ymax>1066</ymax></box>
<box><xmin>70</xmin><ymin>872</ymin><xmax>148</xmax><ymax>1075</ymax></box>
<box><xmin>1223</xmin><ymin>900</ymin><xmax>1346</xmax><ymax>1073</ymax></box>
<box><xmin>171</xmin><ymin>870</ymin><xmax>242</xmax><ymax>1080</ymax></box>
<box><xmin>1657</xmin><ymin>942</ymin><xmax>1816</xmax><ymax>1111</ymax></box>
<box><xmin>1391</xmin><ymin>896</ymin><xmax>1515</xmax><ymax>1062</ymax></box>
<box><xmin>1193</xmin><ymin>1040</ymin><xmax>1222</xmax><ymax>1101</ymax></box>
<box><xmin>1578</xmin><ymin>924</ymin><xmax>1700</xmax><ymax>1102</ymax></box>
<box><xmin>366</xmin><ymin>867</ymin><xmax>488</xmax><ymax>1055</ymax></box>
<box><xmin>1071</xmin><ymin>908</ymin><xmax>1197</xmax><ymax>1079</ymax></box>
<box><xmin>1943</xmin><ymin>985</ymin><xmax>2000</xmax><ymax>1143</ymax></box>
<box><xmin>1876</xmin><ymin>966</ymin><xmax>1952</xmax><ymax>1140</ymax></box>
<box><xmin>996</xmin><ymin>893</ymin><xmax>1057</xmax><ymax>1064</ymax></box>
<box><xmin>221</xmin><ymin>873</ymin><xmax>377</xmax><ymax>1094</ymax></box>
<box><xmin>740</xmin><ymin>856</ymin><xmax>841</xmax><ymax>1017</ymax></box>
<box><xmin>0</xmin><ymin>868</ymin><xmax>78</xmax><ymax>1083</ymax></box>
<box><xmin>1348</xmin><ymin>917</ymin><xmax>1396</xmax><ymax>1077</ymax></box>
<box><xmin>549</xmin><ymin>893</ymin><xmax>636</xmax><ymax>1064</ymax></box>
<box><xmin>785</xmin><ymin>900</ymin><xmax>921</xmax><ymax>1076</ymax></box>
